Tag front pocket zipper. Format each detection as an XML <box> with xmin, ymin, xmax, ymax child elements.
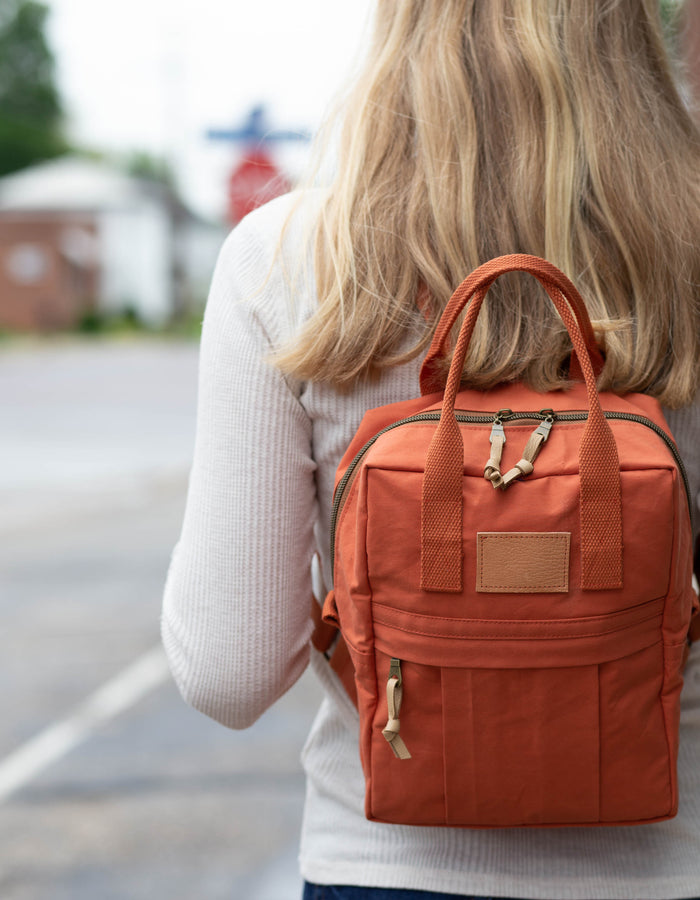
<box><xmin>382</xmin><ymin>658</ymin><xmax>411</xmax><ymax>760</ymax></box>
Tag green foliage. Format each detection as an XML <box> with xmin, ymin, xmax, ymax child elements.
<box><xmin>161</xmin><ymin>306</ymin><xmax>205</xmax><ymax>340</ymax></box>
<box><xmin>75</xmin><ymin>308</ymin><xmax>104</xmax><ymax>334</ymax></box>
<box><xmin>76</xmin><ymin>305</ymin><xmax>145</xmax><ymax>335</ymax></box>
<box><xmin>74</xmin><ymin>304</ymin><xmax>204</xmax><ymax>340</ymax></box>
<box><xmin>660</xmin><ymin>0</ymin><xmax>683</xmax><ymax>51</ymax></box>
<box><xmin>122</xmin><ymin>151</ymin><xmax>176</xmax><ymax>188</ymax></box>
<box><xmin>0</xmin><ymin>0</ymin><xmax>69</xmax><ymax>176</ymax></box>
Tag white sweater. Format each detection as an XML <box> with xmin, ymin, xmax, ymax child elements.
<box><xmin>162</xmin><ymin>191</ymin><xmax>700</xmax><ymax>900</ymax></box>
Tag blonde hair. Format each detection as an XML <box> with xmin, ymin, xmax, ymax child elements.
<box><xmin>275</xmin><ymin>0</ymin><xmax>700</xmax><ymax>407</ymax></box>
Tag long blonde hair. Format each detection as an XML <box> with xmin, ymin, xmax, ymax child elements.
<box><xmin>275</xmin><ymin>0</ymin><xmax>700</xmax><ymax>407</ymax></box>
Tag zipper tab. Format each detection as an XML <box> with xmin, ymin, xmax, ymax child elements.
<box><xmin>383</xmin><ymin>659</ymin><xmax>411</xmax><ymax>760</ymax></box>
<box><xmin>485</xmin><ymin>414</ymin><xmax>507</xmax><ymax>488</ymax></box>
<box><xmin>490</xmin><ymin>421</ymin><xmax>506</xmax><ymax>445</ymax></box>
<box><xmin>501</xmin><ymin>414</ymin><xmax>555</xmax><ymax>488</ymax></box>
<box><xmin>534</xmin><ymin>417</ymin><xmax>554</xmax><ymax>442</ymax></box>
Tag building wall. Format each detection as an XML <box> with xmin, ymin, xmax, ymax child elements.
<box><xmin>0</xmin><ymin>215</ymin><xmax>99</xmax><ymax>330</ymax></box>
<box><xmin>97</xmin><ymin>202</ymin><xmax>173</xmax><ymax>325</ymax></box>
<box><xmin>177</xmin><ymin>220</ymin><xmax>228</xmax><ymax>307</ymax></box>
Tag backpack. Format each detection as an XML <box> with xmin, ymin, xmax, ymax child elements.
<box><xmin>312</xmin><ymin>254</ymin><xmax>698</xmax><ymax>828</ymax></box>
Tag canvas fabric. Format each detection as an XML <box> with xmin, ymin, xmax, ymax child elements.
<box><xmin>320</xmin><ymin>255</ymin><xmax>697</xmax><ymax>829</ymax></box>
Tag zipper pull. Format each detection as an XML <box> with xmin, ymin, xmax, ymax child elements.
<box><xmin>382</xmin><ymin>658</ymin><xmax>411</xmax><ymax>760</ymax></box>
<box><xmin>534</xmin><ymin>409</ymin><xmax>555</xmax><ymax>442</ymax></box>
<box><xmin>501</xmin><ymin>411</ymin><xmax>556</xmax><ymax>489</ymax></box>
<box><xmin>484</xmin><ymin>411</ymin><xmax>509</xmax><ymax>489</ymax></box>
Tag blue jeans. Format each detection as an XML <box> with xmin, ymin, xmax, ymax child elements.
<box><xmin>303</xmin><ymin>885</ymin><xmax>521</xmax><ymax>900</ymax></box>
<box><xmin>303</xmin><ymin>890</ymin><xmax>700</xmax><ymax>900</ymax></box>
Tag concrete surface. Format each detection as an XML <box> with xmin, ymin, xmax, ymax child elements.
<box><xmin>0</xmin><ymin>338</ymin><xmax>323</xmax><ymax>900</ymax></box>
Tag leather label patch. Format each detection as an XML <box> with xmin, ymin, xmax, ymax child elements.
<box><xmin>476</xmin><ymin>532</ymin><xmax>570</xmax><ymax>593</ymax></box>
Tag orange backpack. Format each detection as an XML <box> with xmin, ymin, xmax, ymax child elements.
<box><xmin>313</xmin><ymin>255</ymin><xmax>697</xmax><ymax>828</ymax></box>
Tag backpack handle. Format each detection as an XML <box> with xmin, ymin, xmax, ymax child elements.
<box><xmin>420</xmin><ymin>254</ymin><xmax>605</xmax><ymax>395</ymax></box>
<box><xmin>420</xmin><ymin>254</ymin><xmax>622</xmax><ymax>594</ymax></box>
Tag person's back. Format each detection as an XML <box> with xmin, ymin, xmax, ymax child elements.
<box><xmin>162</xmin><ymin>1</ymin><xmax>700</xmax><ymax>897</ymax></box>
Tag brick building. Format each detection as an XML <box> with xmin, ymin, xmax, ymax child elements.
<box><xmin>0</xmin><ymin>157</ymin><xmax>224</xmax><ymax>332</ymax></box>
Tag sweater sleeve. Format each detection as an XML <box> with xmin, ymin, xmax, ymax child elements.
<box><xmin>161</xmin><ymin>215</ymin><xmax>317</xmax><ymax>729</ymax></box>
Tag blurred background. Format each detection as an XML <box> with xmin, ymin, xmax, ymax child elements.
<box><xmin>0</xmin><ymin>1</ymin><xmax>697</xmax><ymax>898</ymax></box>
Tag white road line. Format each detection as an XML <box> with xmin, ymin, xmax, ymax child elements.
<box><xmin>0</xmin><ymin>644</ymin><xmax>170</xmax><ymax>804</ymax></box>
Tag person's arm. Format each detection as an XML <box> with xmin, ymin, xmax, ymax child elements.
<box><xmin>161</xmin><ymin>218</ymin><xmax>317</xmax><ymax>729</ymax></box>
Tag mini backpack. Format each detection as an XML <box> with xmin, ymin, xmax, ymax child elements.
<box><xmin>312</xmin><ymin>254</ymin><xmax>698</xmax><ymax>829</ymax></box>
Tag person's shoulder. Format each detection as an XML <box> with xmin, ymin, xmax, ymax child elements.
<box><xmin>218</xmin><ymin>188</ymin><xmax>324</xmax><ymax>274</ymax></box>
<box><xmin>209</xmin><ymin>189</ymin><xmax>324</xmax><ymax>348</ymax></box>
<box><xmin>242</xmin><ymin>187</ymin><xmax>325</xmax><ymax>234</ymax></box>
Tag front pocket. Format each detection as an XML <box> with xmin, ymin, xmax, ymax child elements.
<box><xmin>441</xmin><ymin>664</ymin><xmax>599</xmax><ymax>825</ymax></box>
<box><xmin>365</xmin><ymin>598</ymin><xmax>672</xmax><ymax>827</ymax></box>
<box><xmin>598</xmin><ymin>640</ymin><xmax>672</xmax><ymax>822</ymax></box>
<box><xmin>369</xmin><ymin>649</ymin><xmax>446</xmax><ymax>824</ymax></box>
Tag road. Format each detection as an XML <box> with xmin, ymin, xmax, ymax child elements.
<box><xmin>0</xmin><ymin>338</ymin><xmax>322</xmax><ymax>900</ymax></box>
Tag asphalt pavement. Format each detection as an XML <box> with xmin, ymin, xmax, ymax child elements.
<box><xmin>0</xmin><ymin>337</ymin><xmax>323</xmax><ymax>900</ymax></box>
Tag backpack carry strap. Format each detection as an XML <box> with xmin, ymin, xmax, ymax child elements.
<box><xmin>420</xmin><ymin>255</ymin><xmax>605</xmax><ymax>394</ymax></box>
<box><xmin>420</xmin><ymin>254</ymin><xmax>622</xmax><ymax>594</ymax></box>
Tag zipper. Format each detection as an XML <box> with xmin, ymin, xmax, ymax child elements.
<box><xmin>329</xmin><ymin>408</ymin><xmax>693</xmax><ymax>574</ymax></box>
<box><xmin>383</xmin><ymin>658</ymin><xmax>411</xmax><ymax>760</ymax></box>
<box><xmin>389</xmin><ymin>657</ymin><xmax>403</xmax><ymax>684</ymax></box>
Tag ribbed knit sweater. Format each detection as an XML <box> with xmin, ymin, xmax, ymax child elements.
<box><xmin>162</xmin><ymin>191</ymin><xmax>700</xmax><ymax>900</ymax></box>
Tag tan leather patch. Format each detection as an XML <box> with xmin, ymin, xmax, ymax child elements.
<box><xmin>476</xmin><ymin>532</ymin><xmax>570</xmax><ymax>593</ymax></box>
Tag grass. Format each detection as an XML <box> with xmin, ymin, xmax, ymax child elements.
<box><xmin>0</xmin><ymin>306</ymin><xmax>206</xmax><ymax>348</ymax></box>
<box><xmin>74</xmin><ymin>305</ymin><xmax>205</xmax><ymax>340</ymax></box>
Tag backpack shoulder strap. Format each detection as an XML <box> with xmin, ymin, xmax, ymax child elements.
<box><xmin>310</xmin><ymin>593</ymin><xmax>358</xmax><ymax>706</ymax></box>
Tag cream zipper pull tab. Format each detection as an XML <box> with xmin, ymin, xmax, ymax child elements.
<box><xmin>382</xmin><ymin>658</ymin><xmax>411</xmax><ymax>760</ymax></box>
<box><xmin>501</xmin><ymin>411</ymin><xmax>556</xmax><ymax>488</ymax></box>
<box><xmin>490</xmin><ymin>420</ymin><xmax>506</xmax><ymax>446</ymax></box>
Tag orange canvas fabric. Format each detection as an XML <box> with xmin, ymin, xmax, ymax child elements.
<box><xmin>321</xmin><ymin>256</ymin><xmax>696</xmax><ymax>828</ymax></box>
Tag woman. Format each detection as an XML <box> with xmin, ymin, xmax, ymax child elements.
<box><xmin>162</xmin><ymin>1</ymin><xmax>700</xmax><ymax>897</ymax></box>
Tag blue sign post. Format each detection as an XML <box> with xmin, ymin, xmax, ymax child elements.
<box><xmin>207</xmin><ymin>105</ymin><xmax>312</xmax><ymax>224</ymax></box>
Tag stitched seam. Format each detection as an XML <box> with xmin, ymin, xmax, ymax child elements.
<box><xmin>371</xmin><ymin>599</ymin><xmax>663</xmax><ymax>627</ymax></box>
<box><xmin>481</xmin><ymin>583</ymin><xmax>567</xmax><ymax>590</ymax></box>
<box><xmin>371</xmin><ymin>611</ymin><xmax>662</xmax><ymax>641</ymax></box>
<box><xmin>661</xmin><ymin>636</ymin><xmax>674</xmax><ymax>816</ymax></box>
<box><xmin>480</xmin><ymin>534</ymin><xmax>570</xmax><ymax>541</ymax></box>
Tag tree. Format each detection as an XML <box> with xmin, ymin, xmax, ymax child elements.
<box><xmin>660</xmin><ymin>0</ymin><xmax>683</xmax><ymax>49</ymax></box>
<box><xmin>0</xmin><ymin>0</ymin><xmax>69</xmax><ymax>176</ymax></box>
<box><xmin>122</xmin><ymin>150</ymin><xmax>177</xmax><ymax>189</ymax></box>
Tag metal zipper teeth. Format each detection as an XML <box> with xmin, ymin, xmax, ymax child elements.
<box><xmin>555</xmin><ymin>411</ymin><xmax>691</xmax><ymax>516</ymax></box>
<box><xmin>329</xmin><ymin>409</ymin><xmax>693</xmax><ymax>572</ymax></box>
